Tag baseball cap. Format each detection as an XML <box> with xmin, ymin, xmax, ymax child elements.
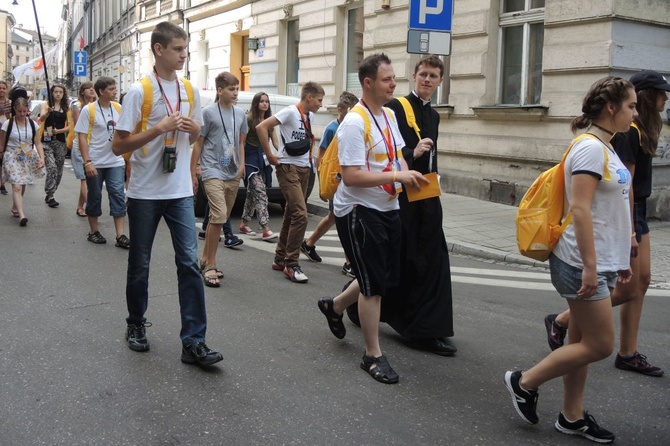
<box><xmin>629</xmin><ymin>70</ymin><xmax>670</xmax><ymax>92</ymax></box>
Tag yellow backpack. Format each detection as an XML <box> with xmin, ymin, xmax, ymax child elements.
<box><xmin>318</xmin><ymin>104</ymin><xmax>396</xmax><ymax>200</ymax></box>
<box><xmin>133</xmin><ymin>76</ymin><xmax>195</xmax><ymax>156</ymax></box>
<box><xmin>516</xmin><ymin>133</ymin><xmax>610</xmax><ymax>261</ymax></box>
<box><xmin>85</xmin><ymin>101</ymin><xmax>122</xmax><ymax>144</ymax></box>
<box><xmin>65</xmin><ymin>101</ymin><xmax>81</xmax><ymax>149</ymax></box>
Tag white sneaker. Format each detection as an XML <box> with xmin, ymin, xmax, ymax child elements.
<box><xmin>283</xmin><ymin>265</ymin><xmax>308</xmax><ymax>283</ymax></box>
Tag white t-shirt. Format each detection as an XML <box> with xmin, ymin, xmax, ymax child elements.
<box><xmin>2</xmin><ymin>118</ymin><xmax>37</xmax><ymax>150</ymax></box>
<box><xmin>553</xmin><ymin>137</ymin><xmax>632</xmax><ymax>271</ymax></box>
<box><xmin>274</xmin><ymin>104</ymin><xmax>312</xmax><ymax>168</ymax></box>
<box><xmin>74</xmin><ymin>101</ymin><xmax>125</xmax><ymax>168</ymax></box>
<box><xmin>116</xmin><ymin>74</ymin><xmax>202</xmax><ymax>200</ymax></box>
<box><xmin>333</xmin><ymin>105</ymin><xmax>405</xmax><ymax>217</ymax></box>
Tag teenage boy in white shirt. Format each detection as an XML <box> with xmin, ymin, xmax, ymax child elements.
<box><xmin>190</xmin><ymin>71</ymin><xmax>248</xmax><ymax>287</ymax></box>
<box><xmin>256</xmin><ymin>81</ymin><xmax>324</xmax><ymax>284</ymax></box>
<box><xmin>112</xmin><ymin>21</ymin><xmax>223</xmax><ymax>367</ymax></box>
<box><xmin>75</xmin><ymin>76</ymin><xmax>129</xmax><ymax>248</ymax></box>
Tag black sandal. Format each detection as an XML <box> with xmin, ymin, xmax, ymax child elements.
<box><xmin>360</xmin><ymin>354</ymin><xmax>399</xmax><ymax>384</ymax></box>
<box><xmin>318</xmin><ymin>297</ymin><xmax>346</xmax><ymax>339</ymax></box>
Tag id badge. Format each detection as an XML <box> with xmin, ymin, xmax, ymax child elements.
<box><xmin>165</xmin><ymin>137</ymin><xmax>174</xmax><ymax>147</ymax></box>
<box><xmin>220</xmin><ymin>141</ymin><xmax>236</xmax><ymax>167</ymax></box>
<box><xmin>20</xmin><ymin>142</ymin><xmax>32</xmax><ymax>156</ymax></box>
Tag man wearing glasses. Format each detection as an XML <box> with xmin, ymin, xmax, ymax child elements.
<box><xmin>75</xmin><ymin>76</ymin><xmax>130</xmax><ymax>248</ymax></box>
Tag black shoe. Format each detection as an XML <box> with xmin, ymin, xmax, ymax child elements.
<box><xmin>181</xmin><ymin>342</ymin><xmax>223</xmax><ymax>367</ymax></box>
<box><xmin>341</xmin><ymin>262</ymin><xmax>355</xmax><ymax>278</ymax></box>
<box><xmin>87</xmin><ymin>231</ymin><xmax>107</xmax><ymax>244</ymax></box>
<box><xmin>360</xmin><ymin>353</ymin><xmax>399</xmax><ymax>384</ymax></box>
<box><xmin>224</xmin><ymin>235</ymin><xmax>243</xmax><ymax>248</ymax></box>
<box><xmin>318</xmin><ymin>297</ymin><xmax>346</xmax><ymax>339</ymax></box>
<box><xmin>0</xmin><ymin>185</ymin><xmax>7</xmax><ymax>195</ymax></box>
<box><xmin>555</xmin><ymin>411</ymin><xmax>615</xmax><ymax>444</ymax></box>
<box><xmin>614</xmin><ymin>351</ymin><xmax>664</xmax><ymax>377</ymax></box>
<box><xmin>115</xmin><ymin>234</ymin><xmax>130</xmax><ymax>249</ymax></box>
<box><xmin>504</xmin><ymin>370</ymin><xmax>539</xmax><ymax>424</ymax></box>
<box><xmin>412</xmin><ymin>337</ymin><xmax>457</xmax><ymax>356</ymax></box>
<box><xmin>301</xmin><ymin>240</ymin><xmax>322</xmax><ymax>262</ymax></box>
<box><xmin>46</xmin><ymin>196</ymin><xmax>59</xmax><ymax>208</ymax></box>
<box><xmin>126</xmin><ymin>323</ymin><xmax>151</xmax><ymax>352</ymax></box>
<box><xmin>544</xmin><ymin>314</ymin><xmax>567</xmax><ymax>351</ymax></box>
<box><xmin>198</xmin><ymin>230</ymin><xmax>206</xmax><ymax>240</ymax></box>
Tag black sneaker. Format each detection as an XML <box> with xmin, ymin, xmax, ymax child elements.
<box><xmin>614</xmin><ymin>351</ymin><xmax>664</xmax><ymax>377</ymax></box>
<box><xmin>504</xmin><ymin>370</ymin><xmax>539</xmax><ymax>424</ymax></box>
<box><xmin>181</xmin><ymin>342</ymin><xmax>223</xmax><ymax>367</ymax></box>
<box><xmin>341</xmin><ymin>262</ymin><xmax>355</xmax><ymax>278</ymax></box>
<box><xmin>126</xmin><ymin>323</ymin><xmax>151</xmax><ymax>352</ymax></box>
<box><xmin>224</xmin><ymin>235</ymin><xmax>243</xmax><ymax>248</ymax></box>
<box><xmin>0</xmin><ymin>185</ymin><xmax>7</xmax><ymax>195</ymax></box>
<box><xmin>301</xmin><ymin>240</ymin><xmax>322</xmax><ymax>262</ymax></box>
<box><xmin>198</xmin><ymin>230</ymin><xmax>206</xmax><ymax>240</ymax></box>
<box><xmin>544</xmin><ymin>314</ymin><xmax>567</xmax><ymax>351</ymax></box>
<box><xmin>46</xmin><ymin>196</ymin><xmax>59</xmax><ymax>208</ymax></box>
<box><xmin>555</xmin><ymin>411</ymin><xmax>615</xmax><ymax>444</ymax></box>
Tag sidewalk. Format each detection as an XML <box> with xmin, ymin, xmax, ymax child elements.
<box><xmin>308</xmin><ymin>191</ymin><xmax>670</xmax><ymax>290</ymax></box>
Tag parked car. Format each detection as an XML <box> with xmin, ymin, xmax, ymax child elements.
<box><xmin>195</xmin><ymin>90</ymin><xmax>315</xmax><ymax>212</ymax></box>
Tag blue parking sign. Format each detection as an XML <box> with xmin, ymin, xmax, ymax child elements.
<box><xmin>409</xmin><ymin>0</ymin><xmax>453</xmax><ymax>32</ymax></box>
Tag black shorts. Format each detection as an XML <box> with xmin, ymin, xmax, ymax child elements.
<box><xmin>633</xmin><ymin>199</ymin><xmax>649</xmax><ymax>243</ymax></box>
<box><xmin>335</xmin><ymin>205</ymin><xmax>401</xmax><ymax>297</ymax></box>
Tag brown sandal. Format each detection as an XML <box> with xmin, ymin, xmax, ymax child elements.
<box><xmin>201</xmin><ymin>266</ymin><xmax>221</xmax><ymax>288</ymax></box>
<box><xmin>199</xmin><ymin>259</ymin><xmax>224</xmax><ymax>279</ymax></box>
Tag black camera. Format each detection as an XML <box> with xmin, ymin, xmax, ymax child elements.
<box><xmin>162</xmin><ymin>146</ymin><xmax>177</xmax><ymax>173</ymax></box>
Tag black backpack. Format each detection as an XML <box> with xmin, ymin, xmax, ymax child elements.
<box><xmin>3</xmin><ymin>86</ymin><xmax>37</xmax><ymax>151</ymax></box>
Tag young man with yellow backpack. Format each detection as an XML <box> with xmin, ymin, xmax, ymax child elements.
<box><xmin>74</xmin><ymin>76</ymin><xmax>128</xmax><ymax>248</ymax></box>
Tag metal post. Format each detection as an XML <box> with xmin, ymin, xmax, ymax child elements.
<box><xmin>30</xmin><ymin>0</ymin><xmax>52</xmax><ymax>107</ymax></box>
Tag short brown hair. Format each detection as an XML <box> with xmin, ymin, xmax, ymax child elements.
<box><xmin>215</xmin><ymin>72</ymin><xmax>239</xmax><ymax>90</ymax></box>
<box><xmin>415</xmin><ymin>55</ymin><xmax>444</xmax><ymax>78</ymax></box>
<box><xmin>337</xmin><ymin>91</ymin><xmax>358</xmax><ymax>109</ymax></box>
<box><xmin>94</xmin><ymin>77</ymin><xmax>116</xmax><ymax>96</ymax></box>
<box><xmin>358</xmin><ymin>53</ymin><xmax>392</xmax><ymax>85</ymax></box>
<box><xmin>300</xmin><ymin>81</ymin><xmax>325</xmax><ymax>100</ymax></box>
<box><xmin>151</xmin><ymin>22</ymin><xmax>188</xmax><ymax>56</ymax></box>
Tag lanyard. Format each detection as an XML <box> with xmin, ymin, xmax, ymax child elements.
<box><xmin>154</xmin><ymin>67</ymin><xmax>181</xmax><ymax>114</ymax></box>
<box><xmin>153</xmin><ymin>67</ymin><xmax>180</xmax><ymax>145</ymax></box>
<box><xmin>217</xmin><ymin>104</ymin><xmax>235</xmax><ymax>145</ymax></box>
<box><xmin>98</xmin><ymin>101</ymin><xmax>115</xmax><ymax>123</ymax></box>
<box><xmin>15</xmin><ymin>117</ymin><xmax>28</xmax><ymax>144</ymax></box>
<box><xmin>296</xmin><ymin>104</ymin><xmax>313</xmax><ymax>143</ymax></box>
<box><xmin>361</xmin><ymin>99</ymin><xmax>395</xmax><ymax>162</ymax></box>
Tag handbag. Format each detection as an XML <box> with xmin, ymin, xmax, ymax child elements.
<box><xmin>283</xmin><ymin>138</ymin><xmax>312</xmax><ymax>156</ymax></box>
<box><xmin>282</xmin><ymin>104</ymin><xmax>313</xmax><ymax>157</ymax></box>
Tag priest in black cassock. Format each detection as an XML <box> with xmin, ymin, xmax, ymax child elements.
<box><xmin>382</xmin><ymin>55</ymin><xmax>456</xmax><ymax>356</ymax></box>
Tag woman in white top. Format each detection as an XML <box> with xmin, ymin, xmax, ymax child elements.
<box><xmin>70</xmin><ymin>81</ymin><xmax>97</xmax><ymax>217</ymax></box>
<box><xmin>504</xmin><ymin>76</ymin><xmax>637</xmax><ymax>444</ymax></box>
<box><xmin>0</xmin><ymin>97</ymin><xmax>45</xmax><ymax>226</ymax></box>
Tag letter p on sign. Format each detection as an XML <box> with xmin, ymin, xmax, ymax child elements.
<box><xmin>420</xmin><ymin>0</ymin><xmax>443</xmax><ymax>24</ymax></box>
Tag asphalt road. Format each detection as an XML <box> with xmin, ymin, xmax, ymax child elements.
<box><xmin>0</xmin><ymin>167</ymin><xmax>668</xmax><ymax>445</ymax></box>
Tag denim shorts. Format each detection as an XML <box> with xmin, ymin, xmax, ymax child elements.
<box><xmin>549</xmin><ymin>254</ymin><xmax>616</xmax><ymax>301</ymax></box>
<box><xmin>633</xmin><ymin>199</ymin><xmax>649</xmax><ymax>243</ymax></box>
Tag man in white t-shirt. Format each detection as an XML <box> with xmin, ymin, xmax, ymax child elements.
<box><xmin>112</xmin><ymin>21</ymin><xmax>222</xmax><ymax>368</ymax></box>
<box><xmin>256</xmin><ymin>81</ymin><xmax>324</xmax><ymax>284</ymax></box>
<box><xmin>316</xmin><ymin>53</ymin><xmax>427</xmax><ymax>384</ymax></box>
<box><xmin>190</xmin><ymin>71</ymin><xmax>248</xmax><ymax>287</ymax></box>
<box><xmin>75</xmin><ymin>77</ymin><xmax>128</xmax><ymax>248</ymax></box>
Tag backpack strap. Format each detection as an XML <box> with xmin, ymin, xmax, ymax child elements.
<box><xmin>86</xmin><ymin>102</ymin><xmax>96</xmax><ymax>144</ymax></box>
<box><xmin>397</xmin><ymin>97</ymin><xmax>421</xmax><ymax>141</ymax></box>
<box><xmin>29</xmin><ymin>119</ymin><xmax>36</xmax><ymax>144</ymax></box>
<box><xmin>181</xmin><ymin>77</ymin><xmax>194</xmax><ymax>116</ymax></box>
<box><xmin>3</xmin><ymin>117</ymin><xmax>13</xmax><ymax>151</ymax></box>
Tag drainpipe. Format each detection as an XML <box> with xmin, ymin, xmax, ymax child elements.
<box><xmin>181</xmin><ymin>0</ymin><xmax>190</xmax><ymax>77</ymax></box>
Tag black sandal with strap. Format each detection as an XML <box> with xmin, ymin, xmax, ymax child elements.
<box><xmin>360</xmin><ymin>354</ymin><xmax>399</xmax><ymax>384</ymax></box>
<box><xmin>317</xmin><ymin>297</ymin><xmax>346</xmax><ymax>339</ymax></box>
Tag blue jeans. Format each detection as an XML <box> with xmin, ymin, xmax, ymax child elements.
<box><xmin>85</xmin><ymin>165</ymin><xmax>126</xmax><ymax>217</ymax></box>
<box><xmin>126</xmin><ymin>197</ymin><xmax>207</xmax><ymax>344</ymax></box>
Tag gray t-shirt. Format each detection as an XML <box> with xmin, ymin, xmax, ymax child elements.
<box><xmin>199</xmin><ymin>103</ymin><xmax>248</xmax><ymax>181</ymax></box>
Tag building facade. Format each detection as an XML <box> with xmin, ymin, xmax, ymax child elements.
<box><xmin>60</xmin><ymin>0</ymin><xmax>670</xmax><ymax>216</ymax></box>
<box><xmin>0</xmin><ymin>9</ymin><xmax>15</xmax><ymax>83</ymax></box>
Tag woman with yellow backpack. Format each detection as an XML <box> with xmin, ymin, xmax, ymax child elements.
<box><xmin>68</xmin><ymin>82</ymin><xmax>96</xmax><ymax>216</ymax></box>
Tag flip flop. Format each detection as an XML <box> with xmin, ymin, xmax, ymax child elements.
<box><xmin>11</xmin><ymin>210</ymin><xmax>19</xmax><ymax>218</ymax></box>
<box><xmin>76</xmin><ymin>209</ymin><xmax>87</xmax><ymax>217</ymax></box>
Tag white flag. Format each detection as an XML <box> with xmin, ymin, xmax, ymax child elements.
<box><xmin>12</xmin><ymin>44</ymin><xmax>59</xmax><ymax>87</ymax></box>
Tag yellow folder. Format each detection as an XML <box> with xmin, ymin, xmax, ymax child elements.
<box><xmin>405</xmin><ymin>172</ymin><xmax>442</xmax><ymax>202</ymax></box>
